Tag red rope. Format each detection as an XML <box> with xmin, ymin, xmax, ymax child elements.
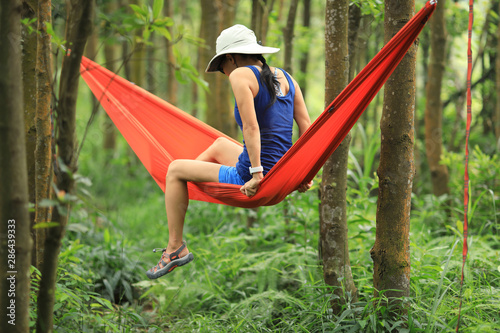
<box><xmin>456</xmin><ymin>0</ymin><xmax>474</xmax><ymax>331</ymax></box>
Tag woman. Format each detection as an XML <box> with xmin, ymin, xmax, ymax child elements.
<box><xmin>146</xmin><ymin>24</ymin><xmax>312</xmax><ymax>279</ymax></box>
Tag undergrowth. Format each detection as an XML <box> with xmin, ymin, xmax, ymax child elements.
<box><xmin>33</xmin><ymin>109</ymin><xmax>500</xmax><ymax>332</ymax></box>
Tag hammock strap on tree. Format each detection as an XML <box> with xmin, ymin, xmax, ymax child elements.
<box><xmin>456</xmin><ymin>0</ymin><xmax>473</xmax><ymax>331</ymax></box>
<box><xmin>80</xmin><ymin>1</ymin><xmax>436</xmax><ymax>209</ymax></box>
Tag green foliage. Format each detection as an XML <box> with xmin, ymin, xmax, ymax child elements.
<box><xmin>60</xmin><ymin>99</ymin><xmax>500</xmax><ymax>331</ymax></box>
<box><xmin>29</xmin><ymin>236</ymin><xmax>157</xmax><ymax>332</ymax></box>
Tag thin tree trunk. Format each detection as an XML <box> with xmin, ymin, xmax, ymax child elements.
<box><xmin>36</xmin><ymin>1</ymin><xmax>94</xmax><ymax>332</ymax></box>
<box><xmin>320</xmin><ymin>0</ymin><xmax>358</xmax><ymax>315</ymax></box>
<box><xmin>102</xmin><ymin>0</ymin><xmax>118</xmax><ymax>151</ymax></box>
<box><xmin>495</xmin><ymin>0</ymin><xmax>500</xmax><ymax>145</ymax></box>
<box><xmin>299</xmin><ymin>0</ymin><xmax>311</xmax><ymax>97</ymax></box>
<box><xmin>120</xmin><ymin>0</ymin><xmax>132</xmax><ymax>80</ymax></box>
<box><xmin>251</xmin><ymin>0</ymin><xmax>264</xmax><ymax>42</ymax></box>
<box><xmin>424</xmin><ymin>0</ymin><xmax>449</xmax><ymax>197</ymax></box>
<box><xmin>129</xmin><ymin>1</ymin><xmax>145</xmax><ymax>86</ymax></box>
<box><xmin>165</xmin><ymin>0</ymin><xmax>178</xmax><ymax>105</ymax></box>
<box><xmin>131</xmin><ymin>41</ymin><xmax>146</xmax><ymax>86</ymax></box>
<box><xmin>200</xmin><ymin>0</ymin><xmax>238</xmax><ymax>139</ymax></box>
<box><xmin>200</xmin><ymin>0</ymin><xmax>218</xmax><ymax>123</ymax></box>
<box><xmin>283</xmin><ymin>0</ymin><xmax>299</xmax><ymax>74</ymax></box>
<box><xmin>414</xmin><ymin>27</ymin><xmax>429</xmax><ymax>190</ymax></box>
<box><xmin>370</xmin><ymin>0</ymin><xmax>416</xmax><ymax>314</ymax></box>
<box><xmin>347</xmin><ymin>3</ymin><xmax>361</xmax><ymax>83</ymax></box>
<box><xmin>346</xmin><ymin>3</ymin><xmax>361</xmax><ymax>148</ymax></box>
<box><xmin>21</xmin><ymin>0</ymin><xmax>39</xmax><ymax>267</ymax></box>
<box><xmin>252</xmin><ymin>0</ymin><xmax>274</xmax><ymax>45</ymax></box>
<box><xmin>34</xmin><ymin>0</ymin><xmax>53</xmax><ymax>270</ymax></box>
<box><xmin>0</xmin><ymin>1</ymin><xmax>33</xmax><ymax>332</ymax></box>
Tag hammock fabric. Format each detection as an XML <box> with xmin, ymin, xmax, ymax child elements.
<box><xmin>80</xmin><ymin>1</ymin><xmax>436</xmax><ymax>209</ymax></box>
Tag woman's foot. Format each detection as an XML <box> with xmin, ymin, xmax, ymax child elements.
<box><xmin>146</xmin><ymin>242</ymin><xmax>194</xmax><ymax>279</ymax></box>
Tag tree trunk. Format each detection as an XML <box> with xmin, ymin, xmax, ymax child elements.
<box><xmin>283</xmin><ymin>0</ymin><xmax>299</xmax><ymax>74</ymax></box>
<box><xmin>36</xmin><ymin>2</ymin><xmax>94</xmax><ymax>332</ymax></box>
<box><xmin>102</xmin><ymin>0</ymin><xmax>118</xmax><ymax>151</ymax></box>
<box><xmin>164</xmin><ymin>0</ymin><xmax>178</xmax><ymax>105</ymax></box>
<box><xmin>424</xmin><ymin>0</ymin><xmax>449</xmax><ymax>197</ymax></box>
<box><xmin>495</xmin><ymin>0</ymin><xmax>500</xmax><ymax>145</ymax></box>
<box><xmin>200</xmin><ymin>0</ymin><xmax>239</xmax><ymax>139</ymax></box>
<box><xmin>34</xmin><ymin>0</ymin><xmax>53</xmax><ymax>270</ymax></box>
<box><xmin>320</xmin><ymin>0</ymin><xmax>358</xmax><ymax>315</ymax></box>
<box><xmin>347</xmin><ymin>3</ymin><xmax>361</xmax><ymax>83</ymax></box>
<box><xmin>130</xmin><ymin>41</ymin><xmax>146</xmax><ymax>87</ymax></box>
<box><xmin>298</xmin><ymin>0</ymin><xmax>311</xmax><ymax>97</ymax></box>
<box><xmin>251</xmin><ymin>0</ymin><xmax>264</xmax><ymax>42</ymax></box>
<box><xmin>370</xmin><ymin>0</ymin><xmax>416</xmax><ymax>313</ymax></box>
<box><xmin>21</xmin><ymin>0</ymin><xmax>39</xmax><ymax>267</ymax></box>
<box><xmin>0</xmin><ymin>1</ymin><xmax>33</xmax><ymax>332</ymax></box>
<box><xmin>129</xmin><ymin>1</ymin><xmax>145</xmax><ymax>86</ymax></box>
<box><xmin>251</xmin><ymin>0</ymin><xmax>274</xmax><ymax>45</ymax></box>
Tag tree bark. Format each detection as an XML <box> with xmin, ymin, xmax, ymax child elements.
<box><xmin>251</xmin><ymin>0</ymin><xmax>274</xmax><ymax>45</ymax></box>
<box><xmin>347</xmin><ymin>3</ymin><xmax>361</xmax><ymax>83</ymax></box>
<box><xmin>283</xmin><ymin>0</ymin><xmax>299</xmax><ymax>74</ymax></box>
<box><xmin>200</xmin><ymin>0</ymin><xmax>239</xmax><ymax>139</ymax></box>
<box><xmin>34</xmin><ymin>0</ymin><xmax>53</xmax><ymax>270</ymax></box>
<box><xmin>370</xmin><ymin>0</ymin><xmax>416</xmax><ymax>313</ymax></box>
<box><xmin>298</xmin><ymin>0</ymin><xmax>311</xmax><ymax>97</ymax></box>
<box><xmin>102</xmin><ymin>0</ymin><xmax>118</xmax><ymax>151</ymax></box>
<box><xmin>424</xmin><ymin>0</ymin><xmax>449</xmax><ymax>197</ymax></box>
<box><xmin>36</xmin><ymin>1</ymin><xmax>94</xmax><ymax>332</ymax></box>
<box><xmin>21</xmin><ymin>0</ymin><xmax>39</xmax><ymax>267</ymax></box>
<box><xmin>495</xmin><ymin>0</ymin><xmax>500</xmax><ymax>145</ymax></box>
<box><xmin>0</xmin><ymin>1</ymin><xmax>33</xmax><ymax>332</ymax></box>
<box><xmin>251</xmin><ymin>0</ymin><xmax>264</xmax><ymax>42</ymax></box>
<box><xmin>320</xmin><ymin>0</ymin><xmax>357</xmax><ymax>315</ymax></box>
<box><xmin>129</xmin><ymin>0</ymin><xmax>145</xmax><ymax>87</ymax></box>
<box><xmin>164</xmin><ymin>0</ymin><xmax>178</xmax><ymax>105</ymax></box>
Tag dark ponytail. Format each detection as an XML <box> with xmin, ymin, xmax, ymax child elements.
<box><xmin>256</xmin><ymin>55</ymin><xmax>279</xmax><ymax>108</ymax></box>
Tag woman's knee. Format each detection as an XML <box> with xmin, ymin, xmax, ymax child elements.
<box><xmin>166</xmin><ymin>159</ymin><xmax>184</xmax><ymax>180</ymax></box>
<box><xmin>211</xmin><ymin>137</ymin><xmax>231</xmax><ymax>153</ymax></box>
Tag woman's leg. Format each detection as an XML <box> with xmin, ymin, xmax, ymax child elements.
<box><xmin>196</xmin><ymin>137</ymin><xmax>243</xmax><ymax>166</ymax></box>
<box><xmin>164</xmin><ymin>159</ymin><xmax>222</xmax><ymax>252</ymax></box>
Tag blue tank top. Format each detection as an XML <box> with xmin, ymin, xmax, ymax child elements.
<box><xmin>234</xmin><ymin>66</ymin><xmax>295</xmax><ymax>182</ymax></box>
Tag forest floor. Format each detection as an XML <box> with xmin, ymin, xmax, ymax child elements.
<box><xmin>34</xmin><ymin>122</ymin><xmax>498</xmax><ymax>332</ymax></box>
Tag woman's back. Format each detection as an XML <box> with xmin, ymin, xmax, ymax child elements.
<box><xmin>234</xmin><ymin>66</ymin><xmax>295</xmax><ymax>182</ymax></box>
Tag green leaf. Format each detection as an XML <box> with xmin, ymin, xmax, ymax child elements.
<box><xmin>175</xmin><ymin>70</ymin><xmax>188</xmax><ymax>84</ymax></box>
<box><xmin>456</xmin><ymin>220</ymin><xmax>463</xmax><ymax>234</ymax></box>
<box><xmin>129</xmin><ymin>4</ymin><xmax>147</xmax><ymax>17</ymax></box>
<box><xmin>152</xmin><ymin>0</ymin><xmax>164</xmax><ymax>19</ymax></box>
<box><xmin>103</xmin><ymin>228</ymin><xmax>111</xmax><ymax>243</ymax></box>
<box><xmin>142</xmin><ymin>28</ymin><xmax>152</xmax><ymax>42</ymax></box>
<box><xmin>103</xmin><ymin>279</ymin><xmax>115</xmax><ymax>303</ymax></box>
<box><xmin>153</xmin><ymin>26</ymin><xmax>171</xmax><ymax>41</ymax></box>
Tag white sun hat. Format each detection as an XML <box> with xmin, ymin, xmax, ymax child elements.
<box><xmin>205</xmin><ymin>24</ymin><xmax>280</xmax><ymax>73</ymax></box>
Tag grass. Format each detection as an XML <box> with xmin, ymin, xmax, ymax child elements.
<box><xmin>66</xmin><ymin>140</ymin><xmax>500</xmax><ymax>332</ymax></box>
<box><xmin>33</xmin><ymin>88</ymin><xmax>500</xmax><ymax>331</ymax></box>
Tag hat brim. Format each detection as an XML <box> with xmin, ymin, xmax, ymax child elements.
<box><xmin>205</xmin><ymin>45</ymin><xmax>280</xmax><ymax>73</ymax></box>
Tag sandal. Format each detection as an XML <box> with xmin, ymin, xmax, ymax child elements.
<box><xmin>146</xmin><ymin>242</ymin><xmax>194</xmax><ymax>279</ymax></box>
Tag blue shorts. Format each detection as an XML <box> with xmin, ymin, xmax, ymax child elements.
<box><xmin>218</xmin><ymin>165</ymin><xmax>245</xmax><ymax>185</ymax></box>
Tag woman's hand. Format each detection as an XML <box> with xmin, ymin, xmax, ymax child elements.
<box><xmin>297</xmin><ymin>180</ymin><xmax>313</xmax><ymax>193</ymax></box>
<box><xmin>240</xmin><ymin>173</ymin><xmax>263</xmax><ymax>197</ymax></box>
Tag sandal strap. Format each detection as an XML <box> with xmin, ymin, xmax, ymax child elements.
<box><xmin>169</xmin><ymin>242</ymin><xmax>186</xmax><ymax>261</ymax></box>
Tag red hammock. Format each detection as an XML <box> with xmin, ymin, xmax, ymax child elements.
<box><xmin>80</xmin><ymin>1</ymin><xmax>436</xmax><ymax>208</ymax></box>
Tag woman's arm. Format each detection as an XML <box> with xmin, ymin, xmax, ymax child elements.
<box><xmin>291</xmin><ymin>77</ymin><xmax>313</xmax><ymax>193</ymax></box>
<box><xmin>229</xmin><ymin>68</ymin><xmax>263</xmax><ymax>196</ymax></box>
<box><xmin>292</xmin><ymin>78</ymin><xmax>311</xmax><ymax>137</ymax></box>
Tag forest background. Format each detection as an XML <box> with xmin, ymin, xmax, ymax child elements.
<box><xmin>0</xmin><ymin>0</ymin><xmax>499</xmax><ymax>332</ymax></box>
